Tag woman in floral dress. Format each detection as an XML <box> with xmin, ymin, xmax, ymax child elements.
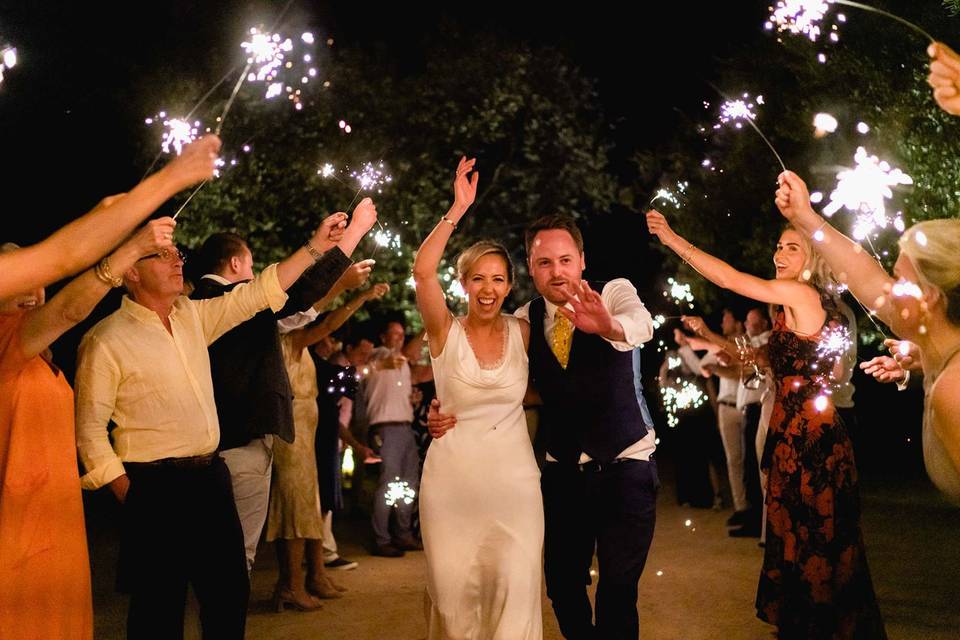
<box><xmin>647</xmin><ymin>209</ymin><xmax>885</xmax><ymax>639</ymax></box>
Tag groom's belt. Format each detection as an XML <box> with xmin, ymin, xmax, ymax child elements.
<box><xmin>577</xmin><ymin>457</ymin><xmax>649</xmax><ymax>473</ymax></box>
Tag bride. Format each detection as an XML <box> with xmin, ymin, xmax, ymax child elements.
<box><xmin>412</xmin><ymin>157</ymin><xmax>544</xmax><ymax>639</ymax></box>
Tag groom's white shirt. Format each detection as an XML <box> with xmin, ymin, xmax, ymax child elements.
<box><xmin>514</xmin><ymin>278</ymin><xmax>657</xmax><ymax>463</ymax></box>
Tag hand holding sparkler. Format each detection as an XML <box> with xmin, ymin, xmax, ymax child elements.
<box><xmin>426</xmin><ymin>398</ymin><xmax>457</xmax><ymax>439</ymax></box>
<box><xmin>681</xmin><ymin>315</ymin><xmax>707</xmax><ymax>336</ymax></box>
<box><xmin>129</xmin><ymin>217</ymin><xmax>177</xmax><ymax>260</ymax></box>
<box><xmin>336</xmin><ymin>198</ymin><xmax>379</xmax><ymax>258</ymax></box>
<box><xmin>645</xmin><ymin>209</ymin><xmax>681</xmax><ymax>247</ymax></box>
<box><xmin>338</xmin><ymin>259</ymin><xmax>376</xmax><ymax>291</ymax></box>
<box><xmin>886</xmin><ymin>338</ymin><xmax>922</xmax><ymax>371</ymax></box>
<box><xmin>775</xmin><ymin>171</ymin><xmax>822</xmax><ymax>232</ymax></box>
<box><xmin>162</xmin><ymin>135</ymin><xmax>222</xmax><ymax>192</ymax></box>
<box><xmin>556</xmin><ymin>280</ymin><xmax>620</xmax><ymax>339</ymax></box>
<box><xmin>928</xmin><ymin>42</ymin><xmax>960</xmax><ymax>116</ymax></box>
<box><xmin>309</xmin><ymin>212</ymin><xmax>349</xmax><ymax>254</ymax></box>
<box><xmin>364</xmin><ymin>282</ymin><xmax>390</xmax><ymax>301</ymax></box>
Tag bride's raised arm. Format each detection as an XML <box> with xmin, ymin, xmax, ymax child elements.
<box><xmin>412</xmin><ymin>156</ymin><xmax>479</xmax><ymax>356</ymax></box>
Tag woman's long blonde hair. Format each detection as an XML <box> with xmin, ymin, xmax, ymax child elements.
<box><xmin>899</xmin><ymin>219</ymin><xmax>960</xmax><ymax>325</ymax></box>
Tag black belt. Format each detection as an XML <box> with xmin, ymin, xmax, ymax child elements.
<box><xmin>719</xmin><ymin>400</ymin><xmax>737</xmax><ymax>408</ymax></box>
<box><xmin>125</xmin><ymin>452</ymin><xmax>217</xmax><ymax>470</ymax></box>
<box><xmin>578</xmin><ymin>457</ymin><xmax>647</xmax><ymax>473</ymax></box>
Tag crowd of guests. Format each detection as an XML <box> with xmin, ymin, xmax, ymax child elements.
<box><xmin>0</xmin><ymin>40</ymin><xmax>959</xmax><ymax>640</ymax></box>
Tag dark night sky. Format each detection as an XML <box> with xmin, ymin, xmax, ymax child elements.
<box><xmin>0</xmin><ymin>0</ymin><xmax>766</xmax><ymax>241</ymax></box>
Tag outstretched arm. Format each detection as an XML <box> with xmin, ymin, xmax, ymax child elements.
<box><xmin>412</xmin><ymin>156</ymin><xmax>478</xmax><ymax>356</ymax></box>
<box><xmin>0</xmin><ymin>135</ymin><xmax>220</xmax><ymax>298</ymax></box>
<box><xmin>774</xmin><ymin>171</ymin><xmax>900</xmax><ymax>331</ymax></box>
<box><xmin>646</xmin><ymin>208</ymin><xmax>819</xmax><ymax>310</ymax></box>
<box><xmin>928</xmin><ymin>42</ymin><xmax>960</xmax><ymax>116</ymax></box>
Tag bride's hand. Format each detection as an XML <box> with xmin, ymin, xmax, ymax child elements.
<box><xmin>427</xmin><ymin>398</ymin><xmax>457</xmax><ymax>439</ymax></box>
<box><xmin>645</xmin><ymin>209</ymin><xmax>679</xmax><ymax>246</ymax></box>
<box><xmin>452</xmin><ymin>156</ymin><xmax>479</xmax><ymax>212</ymax></box>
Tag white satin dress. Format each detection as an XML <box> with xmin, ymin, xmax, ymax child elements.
<box><xmin>420</xmin><ymin>316</ymin><xmax>544</xmax><ymax>640</ymax></box>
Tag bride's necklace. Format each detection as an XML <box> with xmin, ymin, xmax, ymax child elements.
<box><xmin>461</xmin><ymin>317</ymin><xmax>507</xmax><ymax>370</ymax></box>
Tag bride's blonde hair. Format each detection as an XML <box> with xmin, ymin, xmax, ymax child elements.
<box><xmin>783</xmin><ymin>225</ymin><xmax>837</xmax><ymax>293</ymax></box>
<box><xmin>456</xmin><ymin>240</ymin><xmax>515</xmax><ymax>283</ymax></box>
<box><xmin>899</xmin><ymin>219</ymin><xmax>960</xmax><ymax>325</ymax></box>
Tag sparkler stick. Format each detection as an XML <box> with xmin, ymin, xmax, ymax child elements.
<box><xmin>834</xmin><ymin>0</ymin><xmax>935</xmax><ymax>42</ymax></box>
<box><xmin>709</xmin><ymin>85</ymin><xmax>787</xmax><ymax>172</ymax></box>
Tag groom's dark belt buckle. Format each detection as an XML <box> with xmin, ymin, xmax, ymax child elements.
<box><xmin>578</xmin><ymin>458</ymin><xmax>634</xmax><ymax>473</ymax></box>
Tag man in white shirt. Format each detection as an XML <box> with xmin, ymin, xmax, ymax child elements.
<box><xmin>365</xmin><ymin>319</ymin><xmax>422</xmax><ymax>557</ymax></box>
<box><xmin>75</xmin><ymin>205</ymin><xmax>376</xmax><ymax>638</ymax></box>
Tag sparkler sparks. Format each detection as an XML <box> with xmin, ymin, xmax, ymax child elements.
<box><xmin>385</xmin><ymin>478</ymin><xmax>416</xmax><ymax>507</ymax></box>
<box><xmin>147</xmin><ymin>113</ymin><xmax>203</xmax><ymax>156</ymax></box>
<box><xmin>663</xmin><ymin>277</ymin><xmax>695</xmax><ymax>309</ymax></box>
<box><xmin>0</xmin><ymin>42</ymin><xmax>16</xmax><ymax>86</ymax></box>
<box><xmin>822</xmin><ymin>147</ymin><xmax>912</xmax><ymax>242</ymax></box>
<box><xmin>653</xmin><ymin>314</ymin><xmax>667</xmax><ymax>330</ymax></box>
<box><xmin>891</xmin><ymin>279</ymin><xmax>923</xmax><ymax>300</ymax></box>
<box><xmin>661</xmin><ymin>380</ymin><xmax>707</xmax><ymax>428</ymax></box>
<box><xmin>716</xmin><ymin>95</ymin><xmax>759</xmax><ymax>129</ymax></box>
<box><xmin>350</xmin><ymin>161</ymin><xmax>392</xmax><ymax>193</ymax></box>
<box><xmin>816</xmin><ymin>325</ymin><xmax>852</xmax><ymax>362</ymax></box>
<box><xmin>813</xmin><ymin>112</ymin><xmax>838</xmax><ymax>136</ymax></box>
<box><xmin>766</xmin><ymin>0</ymin><xmax>935</xmax><ymax>46</ymax></box>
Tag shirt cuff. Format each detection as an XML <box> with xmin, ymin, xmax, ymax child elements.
<box><xmin>896</xmin><ymin>369</ymin><xmax>910</xmax><ymax>391</ymax></box>
<box><xmin>80</xmin><ymin>457</ymin><xmax>127</xmax><ymax>490</ymax></box>
<box><xmin>605</xmin><ymin>312</ymin><xmax>652</xmax><ymax>351</ymax></box>
<box><xmin>259</xmin><ymin>263</ymin><xmax>289</xmax><ymax>313</ymax></box>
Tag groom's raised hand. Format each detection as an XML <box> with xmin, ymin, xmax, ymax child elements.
<box><xmin>427</xmin><ymin>398</ymin><xmax>457</xmax><ymax>439</ymax></box>
<box><xmin>556</xmin><ymin>280</ymin><xmax>624</xmax><ymax>341</ymax></box>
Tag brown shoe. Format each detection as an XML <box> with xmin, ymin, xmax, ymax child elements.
<box><xmin>373</xmin><ymin>543</ymin><xmax>405</xmax><ymax>557</ymax></box>
<box><xmin>306</xmin><ymin>578</ymin><xmax>345</xmax><ymax>599</ymax></box>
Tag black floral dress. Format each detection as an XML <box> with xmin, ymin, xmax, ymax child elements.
<box><xmin>756</xmin><ymin>297</ymin><xmax>886</xmax><ymax>639</ymax></box>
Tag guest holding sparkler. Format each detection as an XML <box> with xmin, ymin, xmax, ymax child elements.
<box><xmin>0</xmin><ymin>219</ymin><xmax>178</xmax><ymax>640</ymax></box>
<box><xmin>776</xmin><ymin>172</ymin><xmax>960</xmax><ymax>507</ymax></box>
<box><xmin>0</xmin><ymin>135</ymin><xmax>220</xmax><ymax>298</ymax></box>
<box><xmin>414</xmin><ymin>157</ymin><xmax>544</xmax><ymax>639</ymax></box>
<box><xmin>647</xmin><ymin>209</ymin><xmax>886</xmax><ymax>639</ymax></box>
<box><xmin>74</xmin><ymin>203</ymin><xmax>376</xmax><ymax>638</ymax></box>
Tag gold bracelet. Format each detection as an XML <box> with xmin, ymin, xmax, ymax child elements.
<box><xmin>95</xmin><ymin>257</ymin><xmax>123</xmax><ymax>288</ymax></box>
<box><xmin>303</xmin><ymin>241</ymin><xmax>323</xmax><ymax>261</ymax></box>
<box><xmin>440</xmin><ymin>216</ymin><xmax>457</xmax><ymax>229</ymax></box>
<box><xmin>812</xmin><ymin>219</ymin><xmax>828</xmax><ymax>240</ymax></box>
<box><xmin>682</xmin><ymin>242</ymin><xmax>696</xmax><ymax>263</ymax></box>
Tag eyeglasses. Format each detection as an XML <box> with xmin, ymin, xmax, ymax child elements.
<box><xmin>138</xmin><ymin>248</ymin><xmax>187</xmax><ymax>264</ymax></box>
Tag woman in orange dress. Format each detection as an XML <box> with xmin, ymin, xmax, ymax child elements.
<box><xmin>0</xmin><ymin>219</ymin><xmax>176</xmax><ymax>639</ymax></box>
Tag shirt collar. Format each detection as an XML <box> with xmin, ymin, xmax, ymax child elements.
<box><xmin>543</xmin><ymin>298</ymin><xmax>574</xmax><ymax>321</ymax></box>
<box><xmin>201</xmin><ymin>273</ymin><xmax>233</xmax><ymax>286</ymax></box>
<box><xmin>120</xmin><ymin>294</ymin><xmax>180</xmax><ymax>324</ymax></box>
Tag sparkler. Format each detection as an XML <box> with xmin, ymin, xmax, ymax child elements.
<box><xmin>146</xmin><ymin>113</ymin><xmax>204</xmax><ymax>156</ymax></box>
<box><xmin>766</xmin><ymin>0</ymin><xmax>935</xmax><ymax>44</ymax></box>
<box><xmin>813</xmin><ymin>112</ymin><xmax>838</xmax><ymax>137</ymax></box>
<box><xmin>663</xmin><ymin>277</ymin><xmax>695</xmax><ymax>309</ymax></box>
<box><xmin>711</xmin><ymin>90</ymin><xmax>787</xmax><ymax>172</ymax></box>
<box><xmin>0</xmin><ymin>42</ymin><xmax>16</xmax><ymax>86</ymax></box>
<box><xmin>822</xmin><ymin>147</ymin><xmax>912</xmax><ymax>244</ymax></box>
<box><xmin>816</xmin><ymin>325</ymin><xmax>852</xmax><ymax>362</ymax></box>
<box><xmin>385</xmin><ymin>477</ymin><xmax>416</xmax><ymax>507</ymax></box>
<box><xmin>660</xmin><ymin>379</ymin><xmax>707</xmax><ymax>428</ymax></box>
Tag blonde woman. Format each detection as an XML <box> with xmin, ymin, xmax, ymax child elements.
<box><xmin>413</xmin><ymin>158</ymin><xmax>542</xmax><ymax>639</ymax></box>
<box><xmin>777</xmin><ymin>171</ymin><xmax>960</xmax><ymax>506</ymax></box>
<box><xmin>647</xmin><ymin>209</ymin><xmax>885</xmax><ymax>639</ymax></box>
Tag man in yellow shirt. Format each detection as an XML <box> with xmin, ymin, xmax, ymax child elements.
<box><xmin>75</xmin><ymin>200</ymin><xmax>378</xmax><ymax>638</ymax></box>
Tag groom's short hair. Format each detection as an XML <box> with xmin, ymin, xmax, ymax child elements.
<box><xmin>524</xmin><ymin>214</ymin><xmax>584</xmax><ymax>257</ymax></box>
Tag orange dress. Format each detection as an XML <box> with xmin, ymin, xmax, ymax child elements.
<box><xmin>0</xmin><ymin>312</ymin><xmax>93</xmax><ymax>640</ymax></box>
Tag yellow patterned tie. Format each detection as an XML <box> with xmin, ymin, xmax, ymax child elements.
<box><xmin>551</xmin><ymin>309</ymin><xmax>574</xmax><ymax>369</ymax></box>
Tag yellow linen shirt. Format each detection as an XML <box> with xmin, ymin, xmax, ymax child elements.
<box><xmin>75</xmin><ymin>264</ymin><xmax>288</xmax><ymax>489</ymax></box>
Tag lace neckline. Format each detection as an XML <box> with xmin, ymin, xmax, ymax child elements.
<box><xmin>459</xmin><ymin>317</ymin><xmax>509</xmax><ymax>370</ymax></box>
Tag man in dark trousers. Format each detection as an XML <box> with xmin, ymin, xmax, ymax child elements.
<box><xmin>430</xmin><ymin>214</ymin><xmax>658</xmax><ymax>639</ymax></box>
<box><xmin>190</xmin><ymin>229</ymin><xmax>363</xmax><ymax>571</ymax></box>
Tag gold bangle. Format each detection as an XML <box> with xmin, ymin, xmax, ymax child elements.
<box><xmin>95</xmin><ymin>257</ymin><xmax>123</xmax><ymax>288</ymax></box>
<box><xmin>440</xmin><ymin>216</ymin><xmax>457</xmax><ymax>229</ymax></box>
<box><xmin>682</xmin><ymin>242</ymin><xmax>696</xmax><ymax>263</ymax></box>
<box><xmin>304</xmin><ymin>241</ymin><xmax>323</xmax><ymax>261</ymax></box>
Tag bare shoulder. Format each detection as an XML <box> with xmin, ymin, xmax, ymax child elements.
<box><xmin>932</xmin><ymin>366</ymin><xmax>960</xmax><ymax>432</ymax></box>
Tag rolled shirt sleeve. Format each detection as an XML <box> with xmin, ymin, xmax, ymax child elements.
<box><xmin>600</xmin><ymin>279</ymin><xmax>653</xmax><ymax>351</ymax></box>
<box><xmin>196</xmin><ymin>263</ymin><xmax>288</xmax><ymax>344</ymax></box>
<box><xmin>75</xmin><ymin>334</ymin><xmax>126</xmax><ymax>490</ymax></box>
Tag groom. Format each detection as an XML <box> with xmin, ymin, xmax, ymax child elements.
<box><xmin>431</xmin><ymin>214</ymin><xmax>658</xmax><ymax>639</ymax></box>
